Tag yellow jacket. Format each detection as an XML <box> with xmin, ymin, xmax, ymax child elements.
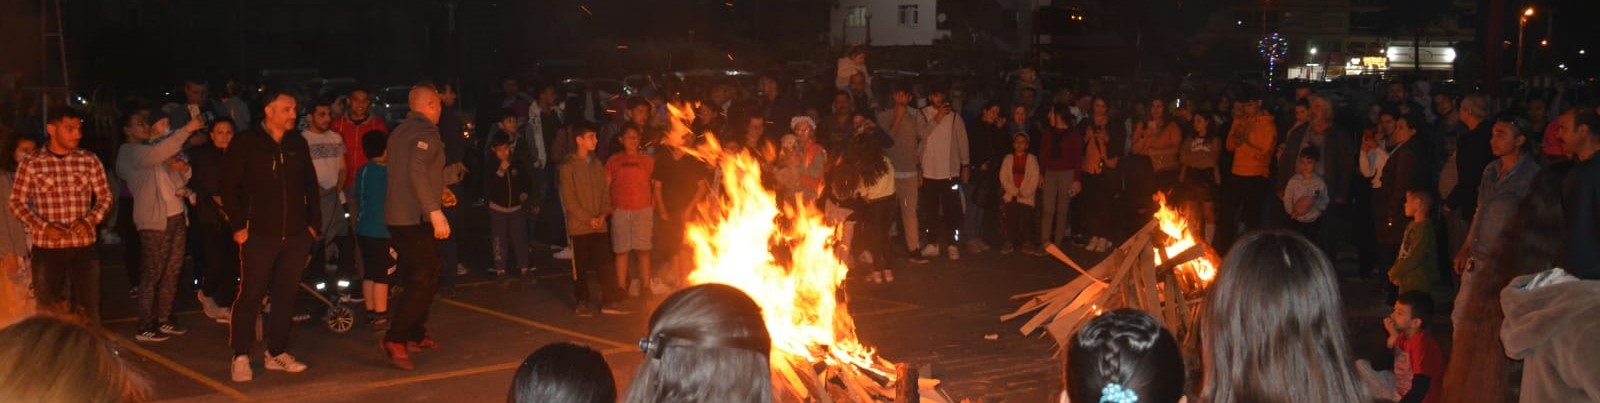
<box><xmin>1227</xmin><ymin>114</ymin><xmax>1277</xmax><ymax>177</ymax></box>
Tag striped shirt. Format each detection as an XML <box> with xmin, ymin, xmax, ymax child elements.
<box><xmin>6</xmin><ymin>148</ymin><xmax>113</xmax><ymax>249</ymax></box>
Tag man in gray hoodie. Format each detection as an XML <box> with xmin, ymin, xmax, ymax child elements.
<box><xmin>381</xmin><ymin>84</ymin><xmax>451</xmax><ymax>370</ymax></box>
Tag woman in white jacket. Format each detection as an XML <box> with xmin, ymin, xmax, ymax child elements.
<box><xmin>999</xmin><ymin>132</ymin><xmax>1041</xmax><ymax>254</ymax></box>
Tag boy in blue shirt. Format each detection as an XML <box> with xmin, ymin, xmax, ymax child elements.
<box><xmin>354</xmin><ymin>131</ymin><xmax>394</xmax><ymax>327</ymax></box>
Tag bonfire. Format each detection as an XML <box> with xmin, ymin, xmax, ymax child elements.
<box><xmin>665</xmin><ymin>104</ymin><xmax>920</xmax><ymax>402</ymax></box>
<box><xmin>1004</xmin><ymin>193</ymin><xmax>1219</xmax><ymax>349</ymax></box>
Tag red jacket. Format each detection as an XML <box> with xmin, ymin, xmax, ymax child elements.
<box><xmin>333</xmin><ymin>115</ymin><xmax>389</xmax><ymax>186</ymax></box>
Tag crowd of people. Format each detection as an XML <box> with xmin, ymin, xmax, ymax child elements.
<box><xmin>2</xmin><ymin>43</ymin><xmax>1600</xmax><ymax>401</ymax></box>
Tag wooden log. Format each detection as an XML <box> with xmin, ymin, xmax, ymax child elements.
<box><xmin>1044</xmin><ymin>243</ymin><xmax>1105</xmax><ymax>284</ymax></box>
<box><xmin>773</xmin><ymin>356</ymin><xmax>814</xmax><ymax>401</ymax></box>
<box><xmin>894</xmin><ymin>364</ymin><xmax>919</xmax><ymax>403</ymax></box>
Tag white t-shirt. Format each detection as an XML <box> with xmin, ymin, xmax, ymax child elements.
<box><xmin>303</xmin><ymin>129</ymin><xmax>346</xmax><ymax>189</ymax></box>
<box><xmin>921</xmin><ymin>106</ymin><xmax>956</xmax><ymax>180</ymax></box>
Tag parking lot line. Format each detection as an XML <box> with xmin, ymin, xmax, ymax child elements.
<box><xmin>110</xmin><ymin>336</ymin><xmax>251</xmax><ymax>402</ymax></box>
<box><xmin>438</xmin><ymin>298</ymin><xmax>632</xmax><ymax>350</ymax></box>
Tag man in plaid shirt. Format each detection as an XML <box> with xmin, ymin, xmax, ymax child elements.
<box><xmin>6</xmin><ymin>108</ymin><xmax>114</xmax><ymax>322</ymax></box>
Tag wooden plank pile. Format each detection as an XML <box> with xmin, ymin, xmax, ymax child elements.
<box><xmin>1002</xmin><ymin>219</ymin><xmax>1218</xmax><ymax>350</ymax></box>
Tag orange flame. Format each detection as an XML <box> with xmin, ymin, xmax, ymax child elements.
<box><xmin>1151</xmin><ymin>193</ymin><xmax>1217</xmax><ymax>293</ymax></box>
<box><xmin>665</xmin><ymin>103</ymin><xmax>896</xmax><ymax>380</ymax></box>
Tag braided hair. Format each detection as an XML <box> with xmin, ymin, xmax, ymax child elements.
<box><xmin>1065</xmin><ymin>309</ymin><xmax>1185</xmax><ymax>403</ymax></box>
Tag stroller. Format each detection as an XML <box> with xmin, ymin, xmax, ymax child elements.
<box><xmin>299</xmin><ymin>230</ymin><xmax>359</xmax><ymax>333</ymax></box>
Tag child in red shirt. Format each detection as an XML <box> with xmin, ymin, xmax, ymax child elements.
<box><xmin>605</xmin><ymin>126</ymin><xmax>658</xmax><ymax>296</ymax></box>
<box><xmin>1358</xmin><ymin>291</ymin><xmax>1445</xmax><ymax>403</ymax></box>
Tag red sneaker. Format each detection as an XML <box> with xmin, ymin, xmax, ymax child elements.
<box><xmin>406</xmin><ymin>337</ymin><xmax>440</xmax><ymax>353</ymax></box>
<box><xmin>382</xmin><ymin>341</ymin><xmax>413</xmax><ymax>370</ymax></box>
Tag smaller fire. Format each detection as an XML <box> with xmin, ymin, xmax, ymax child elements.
<box><xmin>1151</xmin><ymin>193</ymin><xmax>1217</xmax><ymax>295</ymax></box>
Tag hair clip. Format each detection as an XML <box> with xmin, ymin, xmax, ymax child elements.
<box><xmin>638</xmin><ymin>334</ymin><xmax>667</xmax><ymax>359</ymax></box>
<box><xmin>1099</xmin><ymin>383</ymin><xmax>1139</xmax><ymax>403</ymax></box>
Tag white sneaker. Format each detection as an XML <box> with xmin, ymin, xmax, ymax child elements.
<box><xmin>552</xmin><ymin>247</ymin><xmax>573</xmax><ymax>260</ymax></box>
<box><xmin>920</xmin><ymin>244</ymin><xmax>939</xmax><ymax>257</ymax></box>
<box><xmin>649</xmin><ymin>278</ymin><xmax>670</xmax><ymax>295</ymax></box>
<box><xmin>231</xmin><ymin>355</ymin><xmax>253</xmax><ymax>382</ymax></box>
<box><xmin>455</xmin><ymin>264</ymin><xmax>469</xmax><ymax>276</ymax></box>
<box><xmin>628</xmin><ymin>279</ymin><xmax>641</xmax><ymax>297</ymax></box>
<box><xmin>946</xmin><ymin>245</ymin><xmax>961</xmax><ymax>260</ymax></box>
<box><xmin>264</xmin><ymin>352</ymin><xmax>307</xmax><ymax>373</ymax></box>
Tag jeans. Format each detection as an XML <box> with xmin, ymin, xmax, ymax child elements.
<box><xmin>32</xmin><ymin>246</ymin><xmax>100</xmax><ymax>322</ymax></box>
<box><xmin>490</xmin><ymin>207</ymin><xmax>530</xmax><ymax>270</ymax></box>
<box><xmin>856</xmin><ymin>197</ymin><xmax>894</xmax><ymax>272</ymax></box>
<box><xmin>1002</xmin><ymin>202</ymin><xmax>1039</xmax><ymax>248</ymax></box>
<box><xmin>1039</xmin><ymin>170</ymin><xmax>1075</xmax><ymax>245</ymax></box>
<box><xmin>137</xmin><ymin>214</ymin><xmax>186</xmax><ymax>330</ymax></box>
<box><xmin>439</xmin><ymin>185</ymin><xmax>464</xmax><ymax>289</ymax></box>
<box><xmin>893</xmin><ymin>175</ymin><xmax>920</xmax><ymax>252</ymax></box>
<box><xmin>1217</xmin><ymin>174</ymin><xmax>1269</xmax><ymax>251</ymax></box>
<box><xmin>197</xmin><ymin>220</ymin><xmax>238</xmax><ymax>306</ymax></box>
<box><xmin>230</xmin><ymin>231</ymin><xmax>313</xmax><ymax>356</ymax></box>
<box><xmin>919</xmin><ymin>177</ymin><xmax>962</xmax><ymax>246</ymax></box>
<box><xmin>386</xmin><ymin>223</ymin><xmax>441</xmax><ymax>343</ymax></box>
<box><xmin>962</xmin><ymin>173</ymin><xmax>992</xmax><ymax>244</ymax></box>
<box><xmin>571</xmin><ymin>232</ymin><xmax>621</xmax><ymax>307</ymax></box>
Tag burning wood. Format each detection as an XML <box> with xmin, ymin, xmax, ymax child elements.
<box><xmin>1004</xmin><ymin>194</ymin><xmax>1219</xmax><ymax>350</ymax></box>
<box><xmin>663</xmin><ymin>104</ymin><xmax>941</xmax><ymax>402</ymax></box>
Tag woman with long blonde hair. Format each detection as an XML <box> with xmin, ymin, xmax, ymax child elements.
<box><xmin>0</xmin><ymin>315</ymin><xmax>151</xmax><ymax>402</ymax></box>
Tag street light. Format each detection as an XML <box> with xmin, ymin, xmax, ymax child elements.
<box><xmin>1517</xmin><ymin>6</ymin><xmax>1534</xmax><ymax>76</ymax></box>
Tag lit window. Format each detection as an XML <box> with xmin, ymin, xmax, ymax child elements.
<box><xmin>899</xmin><ymin>4</ymin><xmax>919</xmax><ymax>26</ymax></box>
<box><xmin>847</xmin><ymin>6</ymin><xmax>868</xmax><ymax>27</ymax></box>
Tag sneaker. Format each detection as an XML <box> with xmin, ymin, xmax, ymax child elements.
<box><xmin>600</xmin><ymin>303</ymin><xmax>631</xmax><ymax>316</ymax></box>
<box><xmin>628</xmin><ymin>279</ymin><xmax>641</xmax><ymax>297</ymax></box>
<box><xmin>129</xmin><ymin>288</ymin><xmax>139</xmax><ymax>299</ymax></box>
<box><xmin>231</xmin><ymin>355</ymin><xmax>252</xmax><ymax>382</ymax></box>
<box><xmin>552</xmin><ymin>247</ymin><xmax>573</xmax><ymax>260</ymax></box>
<box><xmin>455</xmin><ymin>264</ymin><xmax>468</xmax><ymax>276</ymax></box>
<box><xmin>947</xmin><ymin>245</ymin><xmax>961</xmax><ymax>261</ymax></box>
<box><xmin>574</xmin><ymin>303</ymin><xmax>596</xmax><ymax>317</ymax></box>
<box><xmin>519</xmin><ymin>267</ymin><xmax>537</xmax><ymax>276</ymax></box>
<box><xmin>263</xmin><ymin>352</ymin><xmax>307</xmax><ymax>373</ymax></box>
<box><xmin>883</xmin><ymin>270</ymin><xmax>895</xmax><ymax>282</ymax></box>
<box><xmin>1000</xmin><ymin>243</ymin><xmax>1015</xmax><ymax>255</ymax></box>
<box><xmin>197</xmin><ymin>290</ymin><xmax>219</xmax><ymax>311</ymax></box>
<box><xmin>920</xmin><ymin>244</ymin><xmax>939</xmax><ymax>257</ymax></box>
<box><xmin>649</xmin><ymin>278</ymin><xmax>670</xmax><ymax>295</ymax></box>
<box><xmin>135</xmin><ymin>329</ymin><xmax>169</xmax><ymax>342</ymax></box>
<box><xmin>907</xmin><ymin>255</ymin><xmax>930</xmax><ymax>264</ymax></box>
<box><xmin>1023</xmin><ymin>247</ymin><xmax>1046</xmax><ymax>256</ymax></box>
<box><xmin>490</xmin><ymin>268</ymin><xmax>506</xmax><ymax>276</ymax></box>
<box><xmin>868</xmin><ymin>272</ymin><xmax>883</xmax><ymax>284</ymax></box>
<box><xmin>382</xmin><ymin>341</ymin><xmax>414</xmax><ymax>370</ymax></box>
<box><xmin>966</xmin><ymin>241</ymin><xmax>984</xmax><ymax>255</ymax></box>
<box><xmin>405</xmin><ymin>337</ymin><xmax>440</xmax><ymax>353</ymax></box>
<box><xmin>159</xmin><ymin>323</ymin><xmax>189</xmax><ymax>335</ymax></box>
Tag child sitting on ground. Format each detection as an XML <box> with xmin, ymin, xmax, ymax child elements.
<box><xmin>354</xmin><ymin>131</ymin><xmax>394</xmax><ymax>328</ymax></box>
<box><xmin>1061</xmin><ymin>309</ymin><xmax>1185</xmax><ymax>403</ymax></box>
<box><xmin>1389</xmin><ymin>189</ymin><xmax>1439</xmax><ymax>300</ymax></box>
<box><xmin>1282</xmin><ymin>146</ymin><xmax>1329</xmax><ymax>242</ymax></box>
<box><xmin>1357</xmin><ymin>291</ymin><xmax>1444</xmax><ymax>403</ymax></box>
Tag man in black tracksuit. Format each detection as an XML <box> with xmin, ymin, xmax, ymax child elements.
<box><xmin>219</xmin><ymin>90</ymin><xmax>321</xmax><ymax>381</ymax></box>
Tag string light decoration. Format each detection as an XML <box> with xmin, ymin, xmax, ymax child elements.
<box><xmin>1257</xmin><ymin>33</ymin><xmax>1289</xmax><ymax>89</ymax></box>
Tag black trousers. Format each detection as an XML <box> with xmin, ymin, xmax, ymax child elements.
<box><xmin>1079</xmin><ymin>172</ymin><xmax>1115</xmax><ymax>239</ymax></box>
<box><xmin>386</xmin><ymin>223</ymin><xmax>441</xmax><ymax>343</ymax></box>
<box><xmin>197</xmin><ymin>220</ymin><xmax>238</xmax><ymax>306</ymax></box>
<box><xmin>571</xmin><ymin>232</ymin><xmax>621</xmax><ymax>307</ymax></box>
<box><xmin>1217</xmin><ymin>174</ymin><xmax>1269</xmax><ymax>251</ymax></box>
<box><xmin>919</xmin><ymin>178</ymin><xmax>963</xmax><ymax>246</ymax></box>
<box><xmin>230</xmin><ymin>231</ymin><xmax>313</xmax><ymax>356</ymax></box>
<box><xmin>32</xmin><ymin>246</ymin><xmax>101</xmax><ymax>322</ymax></box>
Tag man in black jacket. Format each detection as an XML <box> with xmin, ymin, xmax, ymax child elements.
<box><xmin>219</xmin><ymin>90</ymin><xmax>321</xmax><ymax>382</ymax></box>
